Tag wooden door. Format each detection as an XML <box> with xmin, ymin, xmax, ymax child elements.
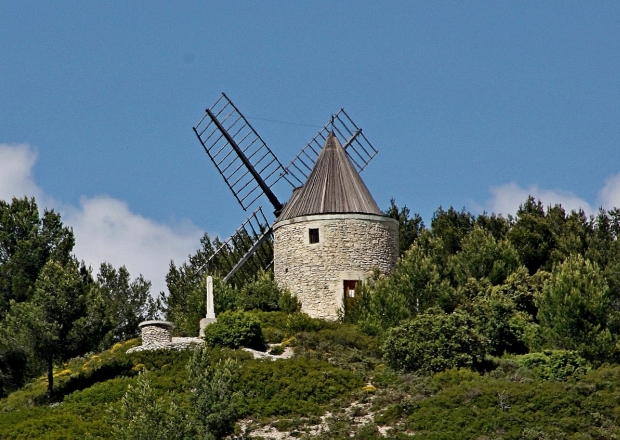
<box><xmin>343</xmin><ymin>280</ymin><xmax>359</xmax><ymax>313</ymax></box>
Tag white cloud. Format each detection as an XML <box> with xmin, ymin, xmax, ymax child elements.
<box><xmin>485</xmin><ymin>182</ymin><xmax>593</xmax><ymax>216</ymax></box>
<box><xmin>598</xmin><ymin>174</ymin><xmax>620</xmax><ymax>210</ymax></box>
<box><xmin>0</xmin><ymin>143</ymin><xmax>203</xmax><ymax>296</ymax></box>
<box><xmin>485</xmin><ymin>174</ymin><xmax>620</xmax><ymax>217</ymax></box>
<box><xmin>0</xmin><ymin>143</ymin><xmax>42</xmax><ymax>202</ymax></box>
<box><xmin>65</xmin><ymin>196</ymin><xmax>203</xmax><ymax>295</ymax></box>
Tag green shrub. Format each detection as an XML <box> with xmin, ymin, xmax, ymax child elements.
<box><xmin>382</xmin><ymin>308</ymin><xmax>489</xmax><ymax>373</ymax></box>
<box><xmin>510</xmin><ymin>350</ymin><xmax>589</xmax><ymax>380</ymax></box>
<box><xmin>294</xmin><ymin>325</ymin><xmax>382</xmax><ymax>377</ymax></box>
<box><xmin>250</xmin><ymin>310</ymin><xmax>301</xmax><ymax>342</ymax></box>
<box><xmin>235</xmin><ymin>357</ymin><xmax>364</xmax><ymax>417</ymax></box>
<box><xmin>263</xmin><ymin>327</ymin><xmax>286</xmax><ymax>344</ymax></box>
<box><xmin>186</xmin><ymin>347</ymin><xmax>241</xmax><ymax>439</ymax></box>
<box><xmin>109</xmin><ymin>373</ymin><xmax>189</xmax><ymax>440</ymax></box>
<box><xmin>250</xmin><ymin>311</ymin><xmax>289</xmax><ymax>331</ymax></box>
<box><xmin>202</xmin><ymin>310</ymin><xmax>265</xmax><ymax>350</ymax></box>
<box><xmin>467</xmin><ymin>291</ymin><xmax>532</xmax><ymax>356</ymax></box>
<box><xmin>278</xmin><ymin>291</ymin><xmax>301</xmax><ymax>314</ymax></box>
<box><xmin>295</xmin><ymin>325</ymin><xmax>379</xmax><ymax>354</ymax></box>
<box><xmin>236</xmin><ymin>270</ymin><xmax>283</xmax><ymax>312</ymax></box>
<box><xmin>285</xmin><ymin>312</ymin><xmax>326</xmax><ymax>334</ymax></box>
<box><xmin>268</xmin><ymin>345</ymin><xmax>284</xmax><ymax>356</ymax></box>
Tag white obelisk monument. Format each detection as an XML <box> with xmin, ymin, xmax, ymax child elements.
<box><xmin>199</xmin><ymin>275</ymin><xmax>217</xmax><ymax>337</ymax></box>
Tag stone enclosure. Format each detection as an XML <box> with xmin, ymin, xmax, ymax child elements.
<box><xmin>127</xmin><ymin>320</ymin><xmax>202</xmax><ymax>353</ymax></box>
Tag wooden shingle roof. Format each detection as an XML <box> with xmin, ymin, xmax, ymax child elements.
<box><xmin>277</xmin><ymin>131</ymin><xmax>382</xmax><ymax>222</ymax></box>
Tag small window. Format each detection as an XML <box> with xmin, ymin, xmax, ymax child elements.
<box><xmin>309</xmin><ymin>228</ymin><xmax>319</xmax><ymax>244</ymax></box>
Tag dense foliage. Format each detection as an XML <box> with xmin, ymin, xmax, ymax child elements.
<box><xmin>5</xmin><ymin>195</ymin><xmax>620</xmax><ymax>438</ymax></box>
<box><xmin>346</xmin><ymin>197</ymin><xmax>620</xmax><ymax>371</ymax></box>
<box><xmin>0</xmin><ymin>197</ymin><xmax>157</xmax><ymax>399</ymax></box>
<box><xmin>163</xmin><ymin>252</ymin><xmax>299</xmax><ymax>336</ymax></box>
<box><xmin>382</xmin><ymin>308</ymin><xmax>489</xmax><ymax>373</ymax></box>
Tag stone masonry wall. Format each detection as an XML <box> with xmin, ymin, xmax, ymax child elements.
<box><xmin>273</xmin><ymin>213</ymin><xmax>399</xmax><ymax>320</ymax></box>
<box><xmin>141</xmin><ymin>324</ymin><xmax>173</xmax><ymax>345</ymax></box>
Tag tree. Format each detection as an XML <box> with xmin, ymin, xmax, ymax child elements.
<box><xmin>0</xmin><ymin>197</ymin><xmax>74</xmax><ymax>318</ymax></box>
<box><xmin>110</xmin><ymin>372</ymin><xmax>189</xmax><ymax>440</ymax></box>
<box><xmin>547</xmin><ymin>207</ymin><xmax>590</xmax><ymax>268</ymax></box>
<box><xmin>342</xmin><ymin>273</ymin><xmax>411</xmax><ymax>335</ymax></box>
<box><xmin>430</xmin><ymin>206</ymin><xmax>475</xmax><ymax>256</ymax></box>
<box><xmin>0</xmin><ymin>197</ymin><xmax>83</xmax><ymax>396</ymax></box>
<box><xmin>508</xmin><ymin>197</ymin><xmax>554</xmax><ymax>275</ymax></box>
<box><xmin>186</xmin><ymin>347</ymin><xmax>241</xmax><ymax>439</ymax></box>
<box><xmin>236</xmin><ymin>270</ymin><xmax>283</xmax><ymax>312</ymax></box>
<box><xmin>2</xmin><ymin>258</ymin><xmax>101</xmax><ymax>401</ymax></box>
<box><xmin>467</xmin><ymin>289</ymin><xmax>532</xmax><ymax>356</ymax></box>
<box><xmin>475</xmin><ymin>212</ymin><xmax>511</xmax><ymax>241</ymax></box>
<box><xmin>379</xmin><ymin>239</ymin><xmax>453</xmax><ymax>315</ymax></box>
<box><xmin>537</xmin><ymin>255</ymin><xmax>615</xmax><ymax>361</ymax></box>
<box><xmin>450</xmin><ymin>226</ymin><xmax>520</xmax><ymax>286</ymax></box>
<box><xmin>96</xmin><ymin>263</ymin><xmax>158</xmax><ymax>347</ymax></box>
<box><xmin>384</xmin><ymin>199</ymin><xmax>424</xmax><ymax>255</ymax></box>
<box><xmin>586</xmin><ymin>208</ymin><xmax>619</xmax><ymax>268</ymax></box>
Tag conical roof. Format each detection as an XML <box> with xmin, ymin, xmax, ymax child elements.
<box><xmin>277</xmin><ymin>132</ymin><xmax>382</xmax><ymax>222</ymax></box>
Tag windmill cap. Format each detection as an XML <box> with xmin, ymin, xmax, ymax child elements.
<box><xmin>276</xmin><ymin>132</ymin><xmax>382</xmax><ymax>222</ymax></box>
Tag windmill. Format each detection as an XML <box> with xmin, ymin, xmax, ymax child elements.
<box><xmin>192</xmin><ymin>93</ymin><xmax>379</xmax><ymax>286</ymax></box>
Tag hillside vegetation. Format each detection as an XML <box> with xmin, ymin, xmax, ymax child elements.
<box><xmin>3</xmin><ymin>196</ymin><xmax>620</xmax><ymax>438</ymax></box>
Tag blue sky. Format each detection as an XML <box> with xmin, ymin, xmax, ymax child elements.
<box><xmin>1</xmin><ymin>2</ymin><xmax>619</xmax><ymax>294</ymax></box>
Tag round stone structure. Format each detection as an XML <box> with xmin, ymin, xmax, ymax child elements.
<box><xmin>138</xmin><ymin>320</ymin><xmax>175</xmax><ymax>345</ymax></box>
<box><xmin>274</xmin><ymin>213</ymin><xmax>398</xmax><ymax>320</ymax></box>
<box><xmin>272</xmin><ymin>131</ymin><xmax>399</xmax><ymax>320</ymax></box>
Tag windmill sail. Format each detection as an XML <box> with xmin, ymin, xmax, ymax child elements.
<box><xmin>203</xmin><ymin>207</ymin><xmax>274</xmax><ymax>285</ymax></box>
<box><xmin>193</xmin><ymin>93</ymin><xmax>288</xmax><ymax>212</ymax></box>
<box><xmin>283</xmin><ymin>109</ymin><xmax>378</xmax><ymax>187</ymax></box>
<box><xmin>193</xmin><ymin>93</ymin><xmax>380</xmax><ymax>287</ymax></box>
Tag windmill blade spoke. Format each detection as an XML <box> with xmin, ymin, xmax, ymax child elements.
<box><xmin>283</xmin><ymin>108</ymin><xmax>378</xmax><ymax>187</ymax></box>
<box><xmin>223</xmin><ymin>225</ymin><xmax>273</xmax><ymax>282</ymax></box>
<box><xmin>203</xmin><ymin>207</ymin><xmax>274</xmax><ymax>285</ymax></box>
<box><xmin>194</xmin><ymin>93</ymin><xmax>287</xmax><ymax>212</ymax></box>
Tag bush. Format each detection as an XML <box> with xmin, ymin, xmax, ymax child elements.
<box><xmin>268</xmin><ymin>345</ymin><xmax>285</xmax><ymax>356</ymax></box>
<box><xmin>468</xmin><ymin>292</ymin><xmax>532</xmax><ymax>356</ymax></box>
<box><xmin>109</xmin><ymin>372</ymin><xmax>189</xmax><ymax>440</ymax></box>
<box><xmin>510</xmin><ymin>350</ymin><xmax>589</xmax><ymax>381</ymax></box>
<box><xmin>278</xmin><ymin>291</ymin><xmax>301</xmax><ymax>314</ymax></box>
<box><xmin>235</xmin><ymin>357</ymin><xmax>364</xmax><ymax>417</ymax></box>
<box><xmin>236</xmin><ymin>270</ymin><xmax>283</xmax><ymax>312</ymax></box>
<box><xmin>285</xmin><ymin>312</ymin><xmax>327</xmax><ymax>334</ymax></box>
<box><xmin>186</xmin><ymin>347</ymin><xmax>241</xmax><ymax>439</ymax></box>
<box><xmin>382</xmin><ymin>308</ymin><xmax>489</xmax><ymax>373</ymax></box>
<box><xmin>202</xmin><ymin>310</ymin><xmax>265</xmax><ymax>350</ymax></box>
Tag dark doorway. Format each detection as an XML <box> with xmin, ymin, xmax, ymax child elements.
<box><xmin>343</xmin><ymin>280</ymin><xmax>359</xmax><ymax>312</ymax></box>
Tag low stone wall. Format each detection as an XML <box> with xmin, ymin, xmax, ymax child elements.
<box><xmin>126</xmin><ymin>337</ymin><xmax>203</xmax><ymax>353</ymax></box>
<box><xmin>126</xmin><ymin>320</ymin><xmax>203</xmax><ymax>353</ymax></box>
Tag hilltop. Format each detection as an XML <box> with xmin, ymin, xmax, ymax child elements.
<box><xmin>4</xmin><ymin>196</ymin><xmax>620</xmax><ymax>437</ymax></box>
<box><xmin>2</xmin><ymin>312</ymin><xmax>620</xmax><ymax>439</ymax></box>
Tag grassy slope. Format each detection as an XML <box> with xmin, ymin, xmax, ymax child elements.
<box><xmin>2</xmin><ymin>314</ymin><xmax>620</xmax><ymax>439</ymax></box>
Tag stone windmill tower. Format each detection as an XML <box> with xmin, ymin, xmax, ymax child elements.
<box><xmin>273</xmin><ymin>132</ymin><xmax>398</xmax><ymax>320</ymax></box>
<box><xmin>194</xmin><ymin>94</ymin><xmax>399</xmax><ymax>320</ymax></box>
